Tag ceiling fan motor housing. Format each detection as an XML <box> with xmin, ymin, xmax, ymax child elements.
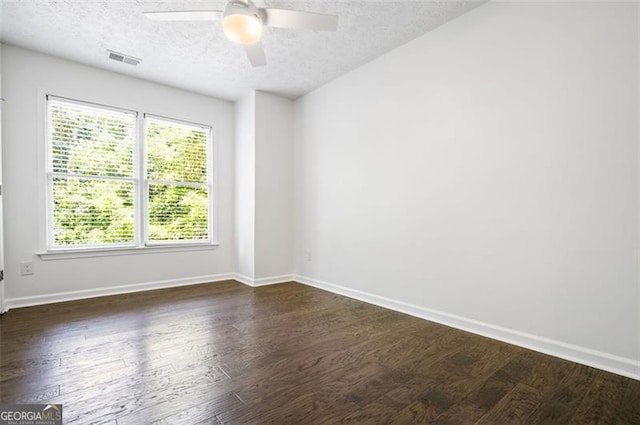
<box><xmin>224</xmin><ymin>1</ymin><xmax>264</xmax><ymax>21</ymax></box>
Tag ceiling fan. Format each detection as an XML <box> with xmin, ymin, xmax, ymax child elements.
<box><xmin>143</xmin><ymin>0</ymin><xmax>339</xmax><ymax>67</ymax></box>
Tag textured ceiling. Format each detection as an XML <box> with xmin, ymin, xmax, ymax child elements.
<box><xmin>0</xmin><ymin>0</ymin><xmax>484</xmax><ymax>101</ymax></box>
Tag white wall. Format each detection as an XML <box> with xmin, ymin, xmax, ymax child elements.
<box><xmin>0</xmin><ymin>41</ymin><xmax>5</xmax><ymax>312</ymax></box>
<box><xmin>637</xmin><ymin>3</ymin><xmax>640</xmax><ymax>367</ymax></box>
<box><xmin>294</xmin><ymin>0</ymin><xmax>640</xmax><ymax>371</ymax></box>
<box><xmin>255</xmin><ymin>91</ymin><xmax>293</xmax><ymax>279</ymax></box>
<box><xmin>234</xmin><ymin>92</ymin><xmax>256</xmax><ymax>279</ymax></box>
<box><xmin>234</xmin><ymin>90</ymin><xmax>293</xmax><ymax>282</ymax></box>
<box><xmin>1</xmin><ymin>45</ymin><xmax>236</xmax><ymax>301</ymax></box>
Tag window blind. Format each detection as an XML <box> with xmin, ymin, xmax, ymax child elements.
<box><xmin>47</xmin><ymin>97</ymin><xmax>137</xmax><ymax>247</ymax></box>
<box><xmin>145</xmin><ymin>117</ymin><xmax>211</xmax><ymax>243</ymax></box>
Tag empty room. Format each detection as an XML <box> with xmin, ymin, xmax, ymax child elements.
<box><xmin>0</xmin><ymin>0</ymin><xmax>639</xmax><ymax>423</ymax></box>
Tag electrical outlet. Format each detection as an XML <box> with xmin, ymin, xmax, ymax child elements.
<box><xmin>20</xmin><ymin>261</ymin><xmax>34</xmax><ymax>276</ymax></box>
<box><xmin>306</xmin><ymin>251</ymin><xmax>312</xmax><ymax>262</ymax></box>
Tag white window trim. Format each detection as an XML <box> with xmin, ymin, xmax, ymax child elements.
<box><xmin>37</xmin><ymin>243</ymin><xmax>220</xmax><ymax>261</ymax></box>
<box><xmin>37</xmin><ymin>91</ymin><xmax>219</xmax><ymax>260</ymax></box>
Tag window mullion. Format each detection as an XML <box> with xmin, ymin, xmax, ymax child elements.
<box><xmin>207</xmin><ymin>125</ymin><xmax>215</xmax><ymax>244</ymax></box>
<box><xmin>136</xmin><ymin>112</ymin><xmax>146</xmax><ymax>248</ymax></box>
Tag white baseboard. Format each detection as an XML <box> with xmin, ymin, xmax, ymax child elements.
<box><xmin>293</xmin><ymin>274</ymin><xmax>640</xmax><ymax>381</ymax></box>
<box><xmin>4</xmin><ymin>272</ymin><xmax>290</xmax><ymax>310</ymax></box>
<box><xmin>234</xmin><ymin>273</ymin><xmax>294</xmax><ymax>287</ymax></box>
<box><xmin>5</xmin><ymin>273</ymin><xmax>236</xmax><ymax>310</ymax></box>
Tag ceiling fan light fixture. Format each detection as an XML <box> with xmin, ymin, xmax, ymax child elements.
<box><xmin>223</xmin><ymin>13</ymin><xmax>263</xmax><ymax>44</ymax></box>
<box><xmin>143</xmin><ymin>0</ymin><xmax>339</xmax><ymax>67</ymax></box>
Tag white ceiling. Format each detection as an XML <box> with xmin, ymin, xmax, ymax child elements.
<box><xmin>0</xmin><ymin>0</ymin><xmax>484</xmax><ymax>101</ymax></box>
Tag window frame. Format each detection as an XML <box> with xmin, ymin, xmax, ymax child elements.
<box><xmin>142</xmin><ymin>114</ymin><xmax>214</xmax><ymax>247</ymax></box>
<box><xmin>40</xmin><ymin>94</ymin><xmax>218</xmax><ymax>258</ymax></box>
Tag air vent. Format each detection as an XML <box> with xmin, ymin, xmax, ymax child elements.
<box><xmin>107</xmin><ymin>50</ymin><xmax>141</xmax><ymax>67</ymax></box>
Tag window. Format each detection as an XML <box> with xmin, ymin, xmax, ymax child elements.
<box><xmin>45</xmin><ymin>96</ymin><xmax>214</xmax><ymax>251</ymax></box>
<box><xmin>145</xmin><ymin>117</ymin><xmax>211</xmax><ymax>244</ymax></box>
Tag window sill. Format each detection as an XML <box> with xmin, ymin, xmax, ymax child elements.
<box><xmin>37</xmin><ymin>243</ymin><xmax>220</xmax><ymax>261</ymax></box>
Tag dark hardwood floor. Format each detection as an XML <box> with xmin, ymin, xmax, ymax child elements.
<box><xmin>1</xmin><ymin>280</ymin><xmax>638</xmax><ymax>424</ymax></box>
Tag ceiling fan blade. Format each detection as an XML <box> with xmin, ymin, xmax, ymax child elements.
<box><xmin>260</xmin><ymin>8</ymin><xmax>338</xmax><ymax>31</ymax></box>
<box><xmin>143</xmin><ymin>11</ymin><xmax>222</xmax><ymax>21</ymax></box>
<box><xmin>244</xmin><ymin>42</ymin><xmax>266</xmax><ymax>67</ymax></box>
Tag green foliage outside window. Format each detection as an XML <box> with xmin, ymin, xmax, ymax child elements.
<box><xmin>52</xmin><ymin>177</ymin><xmax>135</xmax><ymax>245</ymax></box>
